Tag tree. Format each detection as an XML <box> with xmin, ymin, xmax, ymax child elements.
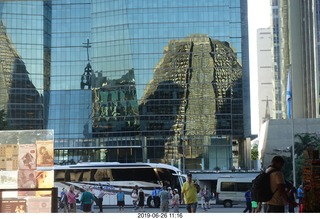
<box><xmin>283</xmin><ymin>133</ymin><xmax>320</xmax><ymax>186</ymax></box>
<box><xmin>251</xmin><ymin>143</ymin><xmax>259</xmax><ymax>160</ymax></box>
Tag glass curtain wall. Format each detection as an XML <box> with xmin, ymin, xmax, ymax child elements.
<box><xmin>0</xmin><ymin>0</ymin><xmax>250</xmax><ymax>172</ymax></box>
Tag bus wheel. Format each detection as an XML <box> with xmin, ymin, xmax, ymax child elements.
<box><xmin>223</xmin><ymin>200</ymin><xmax>233</xmax><ymax>208</ymax></box>
<box><xmin>147</xmin><ymin>196</ymin><xmax>155</xmax><ymax>208</ymax></box>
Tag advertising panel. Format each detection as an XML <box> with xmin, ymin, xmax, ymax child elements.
<box><xmin>0</xmin><ymin>130</ymin><xmax>55</xmax><ymax>213</ymax></box>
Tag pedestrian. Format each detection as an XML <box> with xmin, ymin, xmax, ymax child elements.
<box><xmin>131</xmin><ymin>186</ymin><xmax>139</xmax><ymax>211</ymax></box>
<box><xmin>286</xmin><ymin>181</ymin><xmax>297</xmax><ymax>213</ymax></box>
<box><xmin>117</xmin><ymin>187</ymin><xmax>125</xmax><ymax>212</ymax></box>
<box><xmin>167</xmin><ymin>187</ymin><xmax>173</xmax><ymax>208</ymax></box>
<box><xmin>137</xmin><ymin>188</ymin><xmax>145</xmax><ymax>212</ymax></box>
<box><xmin>159</xmin><ymin>186</ymin><xmax>170</xmax><ymax>212</ymax></box>
<box><xmin>203</xmin><ymin>187</ymin><xmax>210</xmax><ymax>210</ymax></box>
<box><xmin>60</xmin><ymin>188</ymin><xmax>69</xmax><ymax>213</ymax></box>
<box><xmin>181</xmin><ymin>173</ymin><xmax>198</xmax><ymax>213</ymax></box>
<box><xmin>80</xmin><ymin>187</ymin><xmax>96</xmax><ymax>213</ymax></box>
<box><xmin>97</xmin><ymin>187</ymin><xmax>106</xmax><ymax>213</ymax></box>
<box><xmin>152</xmin><ymin>187</ymin><xmax>161</xmax><ymax>208</ymax></box>
<box><xmin>89</xmin><ymin>186</ymin><xmax>96</xmax><ymax>213</ymax></box>
<box><xmin>66</xmin><ymin>185</ymin><xmax>79</xmax><ymax>213</ymax></box>
<box><xmin>297</xmin><ymin>185</ymin><xmax>304</xmax><ymax>212</ymax></box>
<box><xmin>199</xmin><ymin>188</ymin><xmax>205</xmax><ymax>209</ymax></box>
<box><xmin>243</xmin><ymin>189</ymin><xmax>252</xmax><ymax>213</ymax></box>
<box><xmin>266</xmin><ymin>156</ymin><xmax>297</xmax><ymax>213</ymax></box>
<box><xmin>251</xmin><ymin>200</ymin><xmax>258</xmax><ymax>212</ymax></box>
<box><xmin>171</xmin><ymin>188</ymin><xmax>180</xmax><ymax>213</ymax></box>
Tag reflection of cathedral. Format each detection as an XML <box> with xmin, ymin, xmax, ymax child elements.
<box><xmin>92</xmin><ymin>68</ymin><xmax>139</xmax><ymax>137</ymax></box>
<box><xmin>0</xmin><ymin>21</ymin><xmax>43</xmax><ymax>130</ymax></box>
<box><xmin>139</xmin><ymin>35</ymin><xmax>243</xmax><ymax>169</ymax></box>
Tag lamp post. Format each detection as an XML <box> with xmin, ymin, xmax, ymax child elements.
<box><xmin>181</xmin><ymin>133</ymin><xmax>186</xmax><ymax>174</ymax></box>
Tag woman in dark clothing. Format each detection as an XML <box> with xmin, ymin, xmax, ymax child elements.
<box><xmin>137</xmin><ymin>188</ymin><xmax>145</xmax><ymax>212</ymax></box>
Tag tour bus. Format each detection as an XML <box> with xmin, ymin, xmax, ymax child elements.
<box><xmin>215</xmin><ymin>176</ymin><xmax>254</xmax><ymax>207</ymax></box>
<box><xmin>54</xmin><ymin>162</ymin><xmax>185</xmax><ymax>208</ymax></box>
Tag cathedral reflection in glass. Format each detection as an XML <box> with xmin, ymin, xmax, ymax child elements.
<box><xmin>0</xmin><ymin>0</ymin><xmax>250</xmax><ymax>171</ymax></box>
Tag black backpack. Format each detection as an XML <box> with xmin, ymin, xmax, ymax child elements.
<box><xmin>251</xmin><ymin>168</ymin><xmax>277</xmax><ymax>202</ymax></box>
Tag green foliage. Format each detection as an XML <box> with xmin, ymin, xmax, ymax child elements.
<box><xmin>283</xmin><ymin>133</ymin><xmax>320</xmax><ymax>186</ymax></box>
<box><xmin>251</xmin><ymin>143</ymin><xmax>259</xmax><ymax>160</ymax></box>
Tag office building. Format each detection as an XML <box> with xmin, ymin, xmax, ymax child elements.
<box><xmin>257</xmin><ymin>28</ymin><xmax>273</xmax><ymax>132</ymax></box>
<box><xmin>0</xmin><ymin>0</ymin><xmax>250</xmax><ymax>171</ymax></box>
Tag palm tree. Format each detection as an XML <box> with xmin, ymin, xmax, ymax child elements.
<box><xmin>284</xmin><ymin>133</ymin><xmax>320</xmax><ymax>186</ymax></box>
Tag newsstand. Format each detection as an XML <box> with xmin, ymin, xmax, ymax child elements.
<box><xmin>302</xmin><ymin>149</ymin><xmax>320</xmax><ymax>212</ymax></box>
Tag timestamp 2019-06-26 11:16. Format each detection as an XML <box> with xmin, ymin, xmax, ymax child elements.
<box><xmin>136</xmin><ymin>213</ymin><xmax>183</xmax><ymax>218</ymax></box>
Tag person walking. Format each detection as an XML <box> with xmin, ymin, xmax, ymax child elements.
<box><xmin>159</xmin><ymin>186</ymin><xmax>170</xmax><ymax>212</ymax></box>
<box><xmin>80</xmin><ymin>187</ymin><xmax>96</xmax><ymax>213</ymax></box>
<box><xmin>117</xmin><ymin>187</ymin><xmax>125</xmax><ymax>212</ymax></box>
<box><xmin>131</xmin><ymin>187</ymin><xmax>139</xmax><ymax>211</ymax></box>
<box><xmin>60</xmin><ymin>188</ymin><xmax>69</xmax><ymax>213</ymax></box>
<box><xmin>266</xmin><ymin>156</ymin><xmax>297</xmax><ymax>213</ymax></box>
<box><xmin>203</xmin><ymin>187</ymin><xmax>210</xmax><ymax>210</ymax></box>
<box><xmin>243</xmin><ymin>189</ymin><xmax>252</xmax><ymax>213</ymax></box>
<box><xmin>297</xmin><ymin>185</ymin><xmax>304</xmax><ymax>212</ymax></box>
<box><xmin>181</xmin><ymin>173</ymin><xmax>198</xmax><ymax>213</ymax></box>
<box><xmin>171</xmin><ymin>188</ymin><xmax>180</xmax><ymax>213</ymax></box>
<box><xmin>97</xmin><ymin>187</ymin><xmax>106</xmax><ymax>213</ymax></box>
<box><xmin>137</xmin><ymin>188</ymin><xmax>145</xmax><ymax>212</ymax></box>
<box><xmin>66</xmin><ymin>185</ymin><xmax>79</xmax><ymax>213</ymax></box>
<box><xmin>89</xmin><ymin>186</ymin><xmax>96</xmax><ymax>213</ymax></box>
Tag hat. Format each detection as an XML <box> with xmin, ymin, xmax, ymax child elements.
<box><xmin>167</xmin><ymin>187</ymin><xmax>172</xmax><ymax>190</ymax></box>
<box><xmin>174</xmin><ymin>188</ymin><xmax>178</xmax><ymax>192</ymax></box>
<box><xmin>187</xmin><ymin>173</ymin><xmax>192</xmax><ymax>177</ymax></box>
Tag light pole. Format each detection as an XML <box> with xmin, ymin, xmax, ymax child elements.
<box><xmin>181</xmin><ymin>133</ymin><xmax>186</xmax><ymax>174</ymax></box>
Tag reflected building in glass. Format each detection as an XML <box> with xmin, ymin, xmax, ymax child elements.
<box><xmin>0</xmin><ymin>0</ymin><xmax>250</xmax><ymax>172</ymax></box>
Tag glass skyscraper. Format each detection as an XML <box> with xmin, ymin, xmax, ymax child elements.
<box><xmin>0</xmin><ymin>0</ymin><xmax>250</xmax><ymax>172</ymax></box>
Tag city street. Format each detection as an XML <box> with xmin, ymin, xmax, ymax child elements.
<box><xmin>60</xmin><ymin>204</ymin><xmax>246</xmax><ymax>213</ymax></box>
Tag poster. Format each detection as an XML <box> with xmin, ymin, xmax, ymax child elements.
<box><xmin>0</xmin><ymin>171</ymin><xmax>18</xmax><ymax>198</ymax></box>
<box><xmin>17</xmin><ymin>170</ymin><xmax>37</xmax><ymax>196</ymax></box>
<box><xmin>25</xmin><ymin>197</ymin><xmax>51</xmax><ymax>213</ymax></box>
<box><xmin>18</xmin><ymin>144</ymin><xmax>36</xmax><ymax>170</ymax></box>
<box><xmin>35</xmin><ymin>171</ymin><xmax>54</xmax><ymax>197</ymax></box>
<box><xmin>36</xmin><ymin>140</ymin><xmax>54</xmax><ymax>167</ymax></box>
<box><xmin>1</xmin><ymin>199</ymin><xmax>27</xmax><ymax>213</ymax></box>
<box><xmin>0</xmin><ymin>144</ymin><xmax>19</xmax><ymax>170</ymax></box>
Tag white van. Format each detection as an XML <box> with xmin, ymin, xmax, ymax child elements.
<box><xmin>216</xmin><ymin>177</ymin><xmax>254</xmax><ymax>207</ymax></box>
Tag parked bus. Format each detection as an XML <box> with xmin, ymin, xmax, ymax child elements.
<box><xmin>54</xmin><ymin>162</ymin><xmax>185</xmax><ymax>208</ymax></box>
<box><xmin>215</xmin><ymin>177</ymin><xmax>254</xmax><ymax>207</ymax></box>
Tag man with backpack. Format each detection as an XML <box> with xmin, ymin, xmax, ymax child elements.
<box><xmin>266</xmin><ymin>156</ymin><xmax>297</xmax><ymax>212</ymax></box>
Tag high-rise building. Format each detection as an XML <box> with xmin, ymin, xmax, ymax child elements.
<box><xmin>0</xmin><ymin>0</ymin><xmax>250</xmax><ymax>172</ymax></box>
<box><xmin>257</xmin><ymin>28</ymin><xmax>273</xmax><ymax>133</ymax></box>
<box><xmin>260</xmin><ymin>0</ymin><xmax>320</xmax><ymax>169</ymax></box>
<box><xmin>270</xmin><ymin>0</ymin><xmax>320</xmax><ymax>119</ymax></box>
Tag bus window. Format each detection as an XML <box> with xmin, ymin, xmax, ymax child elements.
<box><xmin>55</xmin><ymin>170</ymin><xmax>66</xmax><ymax>182</ymax></box>
<box><xmin>82</xmin><ymin>170</ymin><xmax>91</xmax><ymax>181</ymax></box>
<box><xmin>70</xmin><ymin>170</ymin><xmax>82</xmax><ymax>181</ymax></box>
<box><xmin>110</xmin><ymin>168</ymin><xmax>159</xmax><ymax>183</ymax></box>
<box><xmin>94</xmin><ymin>169</ymin><xmax>113</xmax><ymax>181</ymax></box>
<box><xmin>221</xmin><ymin>182</ymin><xmax>235</xmax><ymax>191</ymax></box>
<box><xmin>236</xmin><ymin>182</ymin><xmax>251</xmax><ymax>192</ymax></box>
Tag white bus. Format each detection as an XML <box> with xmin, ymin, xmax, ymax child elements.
<box><xmin>216</xmin><ymin>177</ymin><xmax>254</xmax><ymax>207</ymax></box>
<box><xmin>54</xmin><ymin>162</ymin><xmax>185</xmax><ymax>208</ymax></box>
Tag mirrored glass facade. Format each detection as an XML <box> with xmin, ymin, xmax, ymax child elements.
<box><xmin>0</xmin><ymin>0</ymin><xmax>250</xmax><ymax>172</ymax></box>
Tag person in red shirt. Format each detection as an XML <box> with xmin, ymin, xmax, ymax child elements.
<box><xmin>67</xmin><ymin>185</ymin><xmax>79</xmax><ymax>213</ymax></box>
